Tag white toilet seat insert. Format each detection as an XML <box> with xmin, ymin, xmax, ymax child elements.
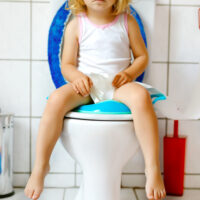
<box><xmin>65</xmin><ymin>111</ymin><xmax>133</xmax><ymax>121</ymax></box>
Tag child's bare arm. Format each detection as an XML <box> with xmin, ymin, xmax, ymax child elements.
<box><xmin>61</xmin><ymin>17</ymin><xmax>93</xmax><ymax>96</ymax></box>
<box><xmin>112</xmin><ymin>14</ymin><xmax>149</xmax><ymax>88</ymax></box>
<box><xmin>61</xmin><ymin>17</ymin><xmax>85</xmax><ymax>82</ymax></box>
<box><xmin>123</xmin><ymin>13</ymin><xmax>149</xmax><ymax>81</ymax></box>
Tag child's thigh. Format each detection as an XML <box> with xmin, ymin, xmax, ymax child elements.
<box><xmin>112</xmin><ymin>82</ymin><xmax>151</xmax><ymax>109</ymax></box>
<box><xmin>46</xmin><ymin>83</ymin><xmax>93</xmax><ymax>116</ymax></box>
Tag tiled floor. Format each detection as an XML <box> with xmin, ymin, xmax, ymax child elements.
<box><xmin>2</xmin><ymin>188</ymin><xmax>200</xmax><ymax>200</ymax></box>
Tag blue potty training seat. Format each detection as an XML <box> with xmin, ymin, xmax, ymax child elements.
<box><xmin>47</xmin><ymin>1</ymin><xmax>166</xmax><ymax>115</ymax></box>
<box><xmin>73</xmin><ymin>100</ymin><xmax>132</xmax><ymax>114</ymax></box>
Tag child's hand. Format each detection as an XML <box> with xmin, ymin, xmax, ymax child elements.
<box><xmin>70</xmin><ymin>75</ymin><xmax>93</xmax><ymax>97</ymax></box>
<box><xmin>112</xmin><ymin>71</ymin><xmax>132</xmax><ymax>88</ymax></box>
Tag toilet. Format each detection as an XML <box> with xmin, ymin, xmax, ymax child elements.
<box><xmin>47</xmin><ymin>0</ymin><xmax>165</xmax><ymax>199</ymax></box>
<box><xmin>60</xmin><ymin>109</ymin><xmax>140</xmax><ymax>200</ymax></box>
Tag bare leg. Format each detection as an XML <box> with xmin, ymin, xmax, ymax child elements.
<box><xmin>24</xmin><ymin>83</ymin><xmax>93</xmax><ymax>200</ymax></box>
<box><xmin>113</xmin><ymin>82</ymin><xmax>166</xmax><ymax>200</ymax></box>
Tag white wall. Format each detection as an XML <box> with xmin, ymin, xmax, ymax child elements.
<box><xmin>0</xmin><ymin>0</ymin><xmax>200</xmax><ymax>190</ymax></box>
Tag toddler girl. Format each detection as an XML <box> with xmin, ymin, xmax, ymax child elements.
<box><xmin>24</xmin><ymin>0</ymin><xmax>166</xmax><ymax>199</ymax></box>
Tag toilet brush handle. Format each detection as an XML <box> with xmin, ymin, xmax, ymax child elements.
<box><xmin>174</xmin><ymin>120</ymin><xmax>179</xmax><ymax>138</ymax></box>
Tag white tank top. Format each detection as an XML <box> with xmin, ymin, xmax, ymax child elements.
<box><xmin>77</xmin><ymin>11</ymin><xmax>132</xmax><ymax>76</ymax></box>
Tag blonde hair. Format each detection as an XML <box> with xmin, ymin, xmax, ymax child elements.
<box><xmin>65</xmin><ymin>0</ymin><xmax>132</xmax><ymax>16</ymax></box>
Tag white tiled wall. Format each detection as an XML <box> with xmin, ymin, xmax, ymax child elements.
<box><xmin>151</xmin><ymin>5</ymin><xmax>169</xmax><ymax>61</ymax></box>
<box><xmin>170</xmin><ymin>6</ymin><xmax>200</xmax><ymax>62</ymax></box>
<box><xmin>0</xmin><ymin>2</ymin><xmax>30</xmax><ymax>59</ymax></box>
<box><xmin>32</xmin><ymin>3</ymin><xmax>52</xmax><ymax>60</ymax></box>
<box><xmin>0</xmin><ymin>0</ymin><xmax>200</xmax><ymax>196</ymax></box>
<box><xmin>0</xmin><ymin>61</ymin><xmax>30</xmax><ymax>116</ymax></box>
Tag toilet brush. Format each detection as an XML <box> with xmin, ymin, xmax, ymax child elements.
<box><xmin>163</xmin><ymin>120</ymin><xmax>187</xmax><ymax>195</ymax></box>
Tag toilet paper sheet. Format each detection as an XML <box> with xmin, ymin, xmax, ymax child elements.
<box><xmin>86</xmin><ymin>72</ymin><xmax>166</xmax><ymax>105</ymax></box>
<box><xmin>86</xmin><ymin>72</ymin><xmax>116</xmax><ymax>104</ymax></box>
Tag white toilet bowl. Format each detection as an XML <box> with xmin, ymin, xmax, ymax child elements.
<box><xmin>59</xmin><ymin>112</ymin><xmax>140</xmax><ymax>200</ymax></box>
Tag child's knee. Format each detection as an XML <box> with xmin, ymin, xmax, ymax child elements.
<box><xmin>48</xmin><ymin>91</ymin><xmax>64</xmax><ymax>105</ymax></box>
<box><xmin>114</xmin><ymin>82</ymin><xmax>151</xmax><ymax>109</ymax></box>
<box><xmin>132</xmin><ymin>87</ymin><xmax>152</xmax><ymax>109</ymax></box>
<box><xmin>46</xmin><ymin>91</ymin><xmax>70</xmax><ymax>115</ymax></box>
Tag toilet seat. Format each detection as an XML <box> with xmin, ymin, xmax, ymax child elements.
<box><xmin>65</xmin><ymin>99</ymin><xmax>132</xmax><ymax>120</ymax></box>
<box><xmin>65</xmin><ymin>111</ymin><xmax>133</xmax><ymax>121</ymax></box>
<box><xmin>65</xmin><ymin>98</ymin><xmax>160</xmax><ymax>120</ymax></box>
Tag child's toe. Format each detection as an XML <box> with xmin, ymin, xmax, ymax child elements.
<box><xmin>146</xmin><ymin>189</ymin><xmax>154</xmax><ymax>199</ymax></box>
<box><xmin>24</xmin><ymin>188</ymin><xmax>27</xmax><ymax>197</ymax></box>
<box><xmin>161</xmin><ymin>190</ymin><xmax>165</xmax><ymax>199</ymax></box>
<box><xmin>154</xmin><ymin>189</ymin><xmax>160</xmax><ymax>200</ymax></box>
<box><xmin>159</xmin><ymin>191</ymin><xmax>163</xmax><ymax>199</ymax></box>
<box><xmin>158</xmin><ymin>190</ymin><xmax>162</xmax><ymax>199</ymax></box>
<box><xmin>32</xmin><ymin>189</ymin><xmax>42</xmax><ymax>200</ymax></box>
<box><xmin>24</xmin><ymin>185</ymin><xmax>33</xmax><ymax>198</ymax></box>
<box><xmin>162</xmin><ymin>189</ymin><xmax>166</xmax><ymax>198</ymax></box>
<box><xmin>28</xmin><ymin>189</ymin><xmax>34</xmax><ymax>199</ymax></box>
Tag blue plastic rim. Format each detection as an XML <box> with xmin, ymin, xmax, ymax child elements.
<box><xmin>47</xmin><ymin>1</ymin><xmax>148</xmax><ymax>114</ymax></box>
<box><xmin>73</xmin><ymin>99</ymin><xmax>132</xmax><ymax>114</ymax></box>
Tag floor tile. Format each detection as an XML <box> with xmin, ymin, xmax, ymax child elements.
<box><xmin>1</xmin><ymin>188</ymin><xmax>64</xmax><ymax>200</ymax></box>
<box><xmin>37</xmin><ymin>188</ymin><xmax>64</xmax><ymax>200</ymax></box>
<box><xmin>121</xmin><ymin>188</ymin><xmax>137</xmax><ymax>200</ymax></box>
<box><xmin>135</xmin><ymin>188</ymin><xmax>200</xmax><ymax>200</ymax></box>
<box><xmin>3</xmin><ymin>187</ymin><xmax>200</xmax><ymax>200</ymax></box>
<box><xmin>64</xmin><ymin>188</ymin><xmax>79</xmax><ymax>200</ymax></box>
<box><xmin>0</xmin><ymin>188</ymin><xmax>28</xmax><ymax>200</ymax></box>
<box><xmin>64</xmin><ymin>188</ymin><xmax>137</xmax><ymax>200</ymax></box>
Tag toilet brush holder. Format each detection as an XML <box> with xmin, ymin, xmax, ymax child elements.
<box><xmin>0</xmin><ymin>114</ymin><xmax>15</xmax><ymax>198</ymax></box>
<box><xmin>163</xmin><ymin>120</ymin><xmax>187</xmax><ymax>196</ymax></box>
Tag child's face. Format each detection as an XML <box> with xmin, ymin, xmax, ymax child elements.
<box><xmin>83</xmin><ymin>0</ymin><xmax>117</xmax><ymax>12</ymax></box>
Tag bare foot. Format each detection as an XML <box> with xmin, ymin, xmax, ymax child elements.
<box><xmin>24</xmin><ymin>163</ymin><xmax>50</xmax><ymax>200</ymax></box>
<box><xmin>145</xmin><ymin>166</ymin><xmax>166</xmax><ymax>200</ymax></box>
